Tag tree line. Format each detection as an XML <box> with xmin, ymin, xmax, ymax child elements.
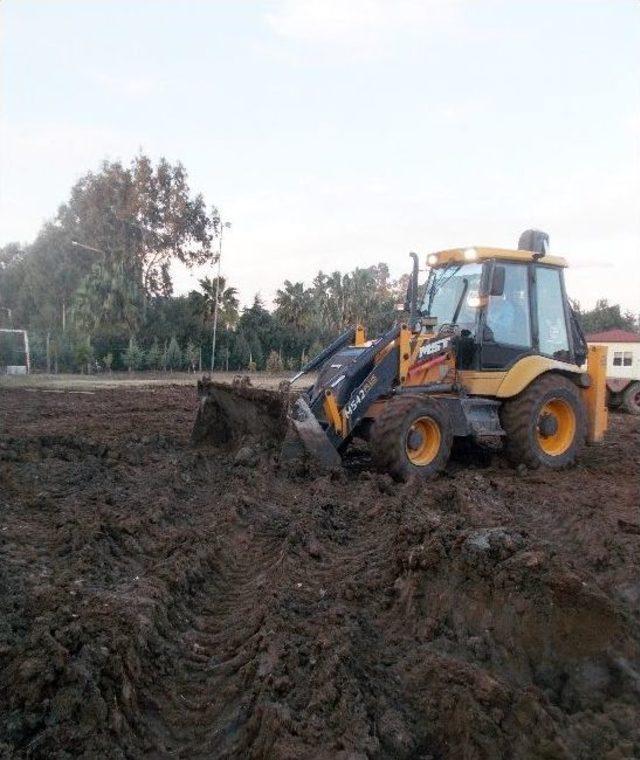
<box><xmin>0</xmin><ymin>153</ymin><xmax>637</xmax><ymax>373</ymax></box>
<box><xmin>571</xmin><ymin>299</ymin><xmax>638</xmax><ymax>336</ymax></box>
<box><xmin>0</xmin><ymin>154</ymin><xmax>409</xmax><ymax>373</ymax></box>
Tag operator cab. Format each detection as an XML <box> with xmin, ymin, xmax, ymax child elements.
<box><xmin>419</xmin><ymin>235</ymin><xmax>587</xmax><ymax>371</ymax></box>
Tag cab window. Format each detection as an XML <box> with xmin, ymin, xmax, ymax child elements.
<box><xmin>485</xmin><ymin>263</ymin><xmax>531</xmax><ymax>347</ymax></box>
<box><xmin>536</xmin><ymin>267</ymin><xmax>569</xmax><ymax>358</ymax></box>
<box><xmin>423</xmin><ymin>262</ymin><xmax>483</xmax><ymax>334</ymax></box>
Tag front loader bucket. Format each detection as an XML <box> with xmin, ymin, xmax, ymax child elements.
<box><xmin>191</xmin><ymin>377</ymin><xmax>289</xmax><ymax>447</ymax></box>
<box><xmin>191</xmin><ymin>377</ymin><xmax>341</xmax><ymax>473</ymax></box>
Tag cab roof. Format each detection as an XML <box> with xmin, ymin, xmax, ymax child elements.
<box><xmin>428</xmin><ymin>246</ymin><xmax>568</xmax><ymax>268</ymax></box>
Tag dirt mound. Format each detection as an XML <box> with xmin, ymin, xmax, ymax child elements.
<box><xmin>1</xmin><ymin>386</ymin><xmax>639</xmax><ymax>758</ymax></box>
<box><xmin>191</xmin><ymin>379</ymin><xmax>290</xmax><ymax>448</ymax></box>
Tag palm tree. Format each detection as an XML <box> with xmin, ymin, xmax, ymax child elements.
<box><xmin>274</xmin><ymin>280</ymin><xmax>310</xmax><ymax>331</ymax></box>
<box><xmin>198</xmin><ymin>276</ymin><xmax>240</xmax><ymax>329</ymax></box>
<box><xmin>325</xmin><ymin>271</ymin><xmax>348</xmax><ymax>331</ymax></box>
<box><xmin>347</xmin><ymin>267</ymin><xmax>378</xmax><ymax>324</ymax></box>
<box><xmin>310</xmin><ymin>271</ymin><xmax>331</xmax><ymax>332</ymax></box>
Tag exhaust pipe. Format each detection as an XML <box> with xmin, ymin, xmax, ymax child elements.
<box><xmin>409</xmin><ymin>251</ymin><xmax>420</xmax><ymax>329</ymax></box>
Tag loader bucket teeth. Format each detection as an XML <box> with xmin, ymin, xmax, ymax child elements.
<box><xmin>281</xmin><ymin>397</ymin><xmax>342</xmax><ymax>473</ymax></box>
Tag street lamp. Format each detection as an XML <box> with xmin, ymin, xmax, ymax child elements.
<box><xmin>211</xmin><ymin>220</ymin><xmax>232</xmax><ymax>372</ymax></box>
<box><xmin>71</xmin><ymin>240</ymin><xmax>106</xmax><ymax>255</ymax></box>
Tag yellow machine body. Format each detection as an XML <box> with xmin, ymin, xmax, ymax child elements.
<box><xmin>194</xmin><ymin>235</ymin><xmax>608</xmax><ymax>478</ymax></box>
<box><xmin>582</xmin><ymin>344</ymin><xmax>608</xmax><ymax>442</ymax></box>
<box><xmin>354</xmin><ymin>245</ymin><xmax>609</xmax><ymax>445</ymax></box>
<box><xmin>428</xmin><ymin>246</ymin><xmax>568</xmax><ymax>268</ymax></box>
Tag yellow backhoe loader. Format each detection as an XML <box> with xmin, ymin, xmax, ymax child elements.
<box><xmin>193</xmin><ymin>229</ymin><xmax>608</xmax><ymax>479</ymax></box>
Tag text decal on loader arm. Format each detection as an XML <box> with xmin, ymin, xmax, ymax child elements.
<box><xmin>344</xmin><ymin>374</ymin><xmax>378</xmax><ymax>419</ymax></box>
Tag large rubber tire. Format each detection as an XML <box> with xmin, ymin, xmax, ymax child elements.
<box><xmin>500</xmin><ymin>374</ymin><xmax>586</xmax><ymax>469</ymax></box>
<box><xmin>622</xmin><ymin>381</ymin><xmax>640</xmax><ymax>415</ymax></box>
<box><xmin>370</xmin><ymin>396</ymin><xmax>453</xmax><ymax>481</ymax></box>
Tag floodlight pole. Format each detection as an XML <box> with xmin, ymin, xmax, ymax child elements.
<box><xmin>211</xmin><ymin>221</ymin><xmax>231</xmax><ymax>372</ymax></box>
<box><xmin>71</xmin><ymin>240</ymin><xmax>105</xmax><ymax>255</ymax></box>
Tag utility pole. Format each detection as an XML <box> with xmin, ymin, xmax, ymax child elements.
<box><xmin>210</xmin><ymin>220</ymin><xmax>231</xmax><ymax>372</ymax></box>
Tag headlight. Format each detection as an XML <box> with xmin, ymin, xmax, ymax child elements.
<box><xmin>464</xmin><ymin>247</ymin><xmax>477</xmax><ymax>261</ymax></box>
<box><xmin>427</xmin><ymin>254</ymin><xmax>438</xmax><ymax>266</ymax></box>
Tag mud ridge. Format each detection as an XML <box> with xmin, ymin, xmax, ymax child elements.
<box><xmin>1</xmin><ymin>386</ymin><xmax>639</xmax><ymax>759</ymax></box>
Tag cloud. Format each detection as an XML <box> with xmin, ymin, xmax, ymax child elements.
<box><xmin>265</xmin><ymin>0</ymin><xmax>462</xmax><ymax>56</ymax></box>
<box><xmin>89</xmin><ymin>71</ymin><xmax>161</xmax><ymax>99</ymax></box>
<box><xmin>0</xmin><ymin>120</ymin><xmax>138</xmax><ymax>241</ymax></box>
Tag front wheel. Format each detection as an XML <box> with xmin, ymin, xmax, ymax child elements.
<box><xmin>500</xmin><ymin>374</ymin><xmax>586</xmax><ymax>469</ymax></box>
<box><xmin>370</xmin><ymin>397</ymin><xmax>453</xmax><ymax>481</ymax></box>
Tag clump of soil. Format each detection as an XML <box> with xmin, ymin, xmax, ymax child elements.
<box><xmin>191</xmin><ymin>379</ymin><xmax>290</xmax><ymax>448</ymax></box>
<box><xmin>1</xmin><ymin>385</ymin><xmax>639</xmax><ymax>758</ymax></box>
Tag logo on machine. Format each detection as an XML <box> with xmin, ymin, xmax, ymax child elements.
<box><xmin>417</xmin><ymin>338</ymin><xmax>450</xmax><ymax>361</ymax></box>
<box><xmin>344</xmin><ymin>374</ymin><xmax>378</xmax><ymax>419</ymax></box>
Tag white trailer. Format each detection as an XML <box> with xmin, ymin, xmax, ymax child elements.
<box><xmin>586</xmin><ymin>329</ymin><xmax>640</xmax><ymax>415</ymax></box>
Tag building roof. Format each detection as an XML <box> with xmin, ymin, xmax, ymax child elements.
<box><xmin>586</xmin><ymin>329</ymin><xmax>640</xmax><ymax>344</ymax></box>
<box><xmin>428</xmin><ymin>247</ymin><xmax>568</xmax><ymax>268</ymax></box>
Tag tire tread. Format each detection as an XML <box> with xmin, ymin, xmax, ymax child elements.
<box><xmin>500</xmin><ymin>373</ymin><xmax>586</xmax><ymax>469</ymax></box>
<box><xmin>370</xmin><ymin>395</ymin><xmax>452</xmax><ymax>480</ymax></box>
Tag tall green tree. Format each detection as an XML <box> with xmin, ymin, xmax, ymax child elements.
<box><xmin>1</xmin><ymin>226</ymin><xmax>94</xmax><ymax>332</ymax></box>
<box><xmin>72</xmin><ymin>259</ymin><xmax>144</xmax><ymax>337</ymax></box>
<box><xmin>0</xmin><ymin>243</ymin><xmax>26</xmax><ymax>326</ymax></box>
<box><xmin>575</xmin><ymin>299</ymin><xmax>638</xmax><ymax>333</ymax></box>
<box><xmin>58</xmin><ymin>154</ymin><xmax>217</xmax><ymax>299</ymax></box>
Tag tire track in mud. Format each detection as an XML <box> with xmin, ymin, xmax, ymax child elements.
<box><xmin>140</xmin><ymin>477</ymin><xmax>405</xmax><ymax>758</ymax></box>
<box><xmin>141</xmin><ymin>507</ymin><xmax>285</xmax><ymax>756</ymax></box>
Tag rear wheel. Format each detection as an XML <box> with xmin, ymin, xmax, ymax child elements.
<box><xmin>622</xmin><ymin>381</ymin><xmax>640</xmax><ymax>415</ymax></box>
<box><xmin>500</xmin><ymin>374</ymin><xmax>586</xmax><ymax>469</ymax></box>
<box><xmin>370</xmin><ymin>396</ymin><xmax>453</xmax><ymax>481</ymax></box>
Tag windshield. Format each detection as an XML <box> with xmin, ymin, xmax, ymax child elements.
<box><xmin>421</xmin><ymin>262</ymin><xmax>483</xmax><ymax>331</ymax></box>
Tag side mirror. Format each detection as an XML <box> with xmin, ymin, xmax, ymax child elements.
<box><xmin>490</xmin><ymin>266</ymin><xmax>505</xmax><ymax>297</ymax></box>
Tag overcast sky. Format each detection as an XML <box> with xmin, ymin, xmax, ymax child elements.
<box><xmin>1</xmin><ymin>0</ymin><xmax>639</xmax><ymax>311</ymax></box>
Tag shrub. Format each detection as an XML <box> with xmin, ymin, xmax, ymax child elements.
<box><xmin>184</xmin><ymin>340</ymin><xmax>199</xmax><ymax>372</ymax></box>
<box><xmin>125</xmin><ymin>336</ymin><xmax>145</xmax><ymax>372</ymax></box>
<box><xmin>165</xmin><ymin>336</ymin><xmax>182</xmax><ymax>371</ymax></box>
<box><xmin>285</xmin><ymin>356</ymin><xmax>299</xmax><ymax>371</ymax></box>
<box><xmin>265</xmin><ymin>350</ymin><xmax>284</xmax><ymax>373</ymax></box>
<box><xmin>74</xmin><ymin>339</ymin><xmax>94</xmax><ymax>374</ymax></box>
<box><xmin>145</xmin><ymin>338</ymin><xmax>162</xmax><ymax>370</ymax></box>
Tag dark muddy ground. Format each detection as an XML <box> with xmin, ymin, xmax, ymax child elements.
<box><xmin>1</xmin><ymin>385</ymin><xmax>639</xmax><ymax>759</ymax></box>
